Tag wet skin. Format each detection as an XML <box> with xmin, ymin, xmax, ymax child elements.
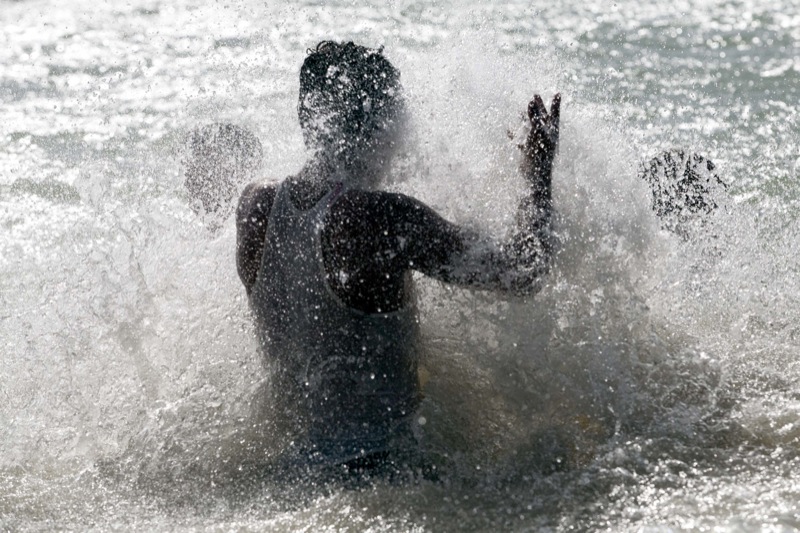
<box><xmin>236</xmin><ymin>94</ymin><xmax>561</xmax><ymax>314</ymax></box>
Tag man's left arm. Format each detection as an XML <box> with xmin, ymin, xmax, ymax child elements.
<box><xmin>236</xmin><ymin>183</ymin><xmax>276</xmax><ymax>294</ymax></box>
<box><xmin>401</xmin><ymin>94</ymin><xmax>560</xmax><ymax>296</ymax></box>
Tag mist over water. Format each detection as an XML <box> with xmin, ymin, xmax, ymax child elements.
<box><xmin>3</xmin><ymin>0</ymin><xmax>800</xmax><ymax>530</ymax></box>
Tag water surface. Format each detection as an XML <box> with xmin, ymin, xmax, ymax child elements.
<box><xmin>2</xmin><ymin>0</ymin><xmax>800</xmax><ymax>530</ymax></box>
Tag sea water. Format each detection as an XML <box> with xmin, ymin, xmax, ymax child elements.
<box><xmin>2</xmin><ymin>0</ymin><xmax>800</xmax><ymax>530</ymax></box>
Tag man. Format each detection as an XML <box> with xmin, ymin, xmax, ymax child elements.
<box><xmin>236</xmin><ymin>41</ymin><xmax>560</xmax><ymax>472</ymax></box>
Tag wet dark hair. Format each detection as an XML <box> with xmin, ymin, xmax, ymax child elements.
<box><xmin>298</xmin><ymin>41</ymin><xmax>403</xmax><ymax>150</ymax></box>
<box><xmin>639</xmin><ymin>149</ymin><xmax>726</xmax><ymax>239</ymax></box>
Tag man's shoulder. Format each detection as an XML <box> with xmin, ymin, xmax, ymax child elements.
<box><xmin>237</xmin><ymin>182</ymin><xmax>278</xmax><ymax>220</ymax></box>
<box><xmin>333</xmin><ymin>188</ymin><xmax>447</xmax><ymax>242</ymax></box>
<box><xmin>339</xmin><ymin>188</ymin><xmax>427</xmax><ymax>214</ymax></box>
<box><xmin>241</xmin><ymin>182</ymin><xmax>278</xmax><ymax>205</ymax></box>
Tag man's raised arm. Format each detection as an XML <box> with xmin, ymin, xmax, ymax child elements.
<box><xmin>407</xmin><ymin>94</ymin><xmax>561</xmax><ymax>296</ymax></box>
<box><xmin>509</xmin><ymin>93</ymin><xmax>560</xmax><ymax>275</ymax></box>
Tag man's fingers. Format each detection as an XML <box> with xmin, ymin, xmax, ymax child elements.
<box><xmin>528</xmin><ymin>95</ymin><xmax>547</xmax><ymax>122</ymax></box>
<box><xmin>527</xmin><ymin>100</ymin><xmax>539</xmax><ymax>121</ymax></box>
<box><xmin>549</xmin><ymin>93</ymin><xmax>561</xmax><ymax>130</ymax></box>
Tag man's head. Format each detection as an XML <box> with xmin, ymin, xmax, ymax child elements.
<box><xmin>298</xmin><ymin>41</ymin><xmax>404</xmax><ymax>164</ymax></box>
<box><xmin>639</xmin><ymin>149</ymin><xmax>726</xmax><ymax>239</ymax></box>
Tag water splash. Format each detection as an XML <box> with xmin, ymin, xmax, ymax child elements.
<box><xmin>3</xmin><ymin>1</ymin><xmax>800</xmax><ymax>530</ymax></box>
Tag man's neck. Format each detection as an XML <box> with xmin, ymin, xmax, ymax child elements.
<box><xmin>307</xmin><ymin>148</ymin><xmax>381</xmax><ymax>190</ymax></box>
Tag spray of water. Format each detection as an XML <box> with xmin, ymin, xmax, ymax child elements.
<box><xmin>3</xmin><ymin>30</ymin><xmax>799</xmax><ymax>530</ymax></box>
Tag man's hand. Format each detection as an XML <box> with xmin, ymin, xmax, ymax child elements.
<box><xmin>511</xmin><ymin>94</ymin><xmax>560</xmax><ymax>268</ymax></box>
<box><xmin>520</xmin><ymin>93</ymin><xmax>561</xmax><ymax>191</ymax></box>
